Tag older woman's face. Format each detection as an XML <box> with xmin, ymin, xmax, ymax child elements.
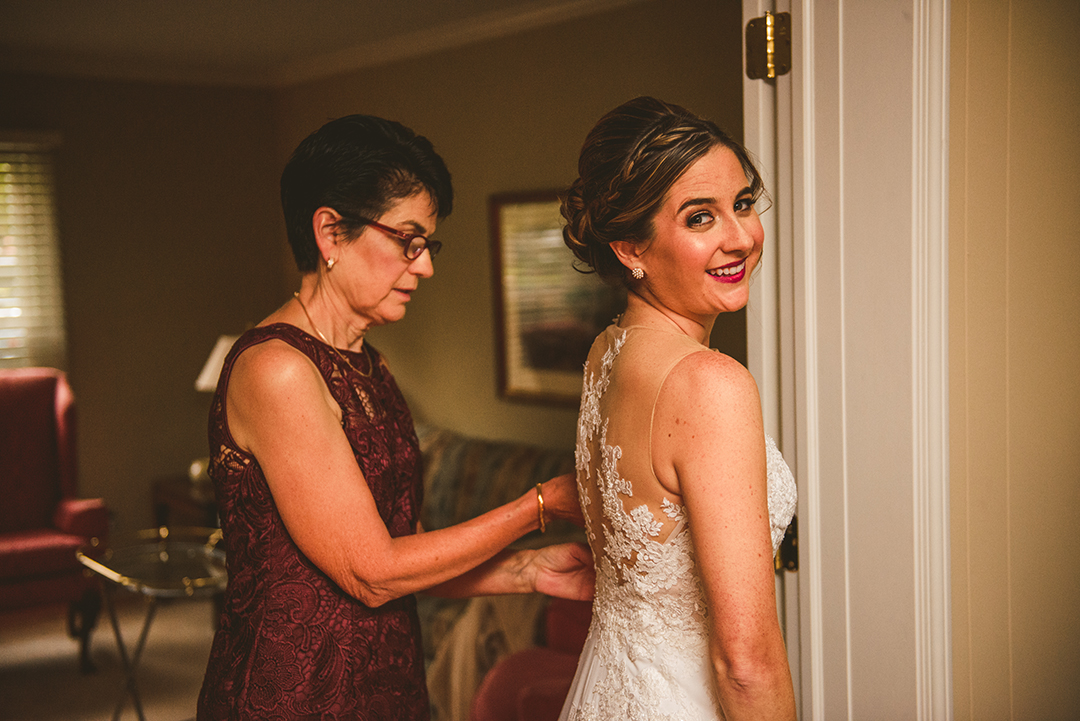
<box><xmin>334</xmin><ymin>191</ymin><xmax>439</xmax><ymax>329</ymax></box>
<box><xmin>640</xmin><ymin>146</ymin><xmax>763</xmax><ymax>323</ymax></box>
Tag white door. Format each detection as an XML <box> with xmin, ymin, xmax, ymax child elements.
<box><xmin>741</xmin><ymin>1</ymin><xmax>952</xmax><ymax>718</ymax></box>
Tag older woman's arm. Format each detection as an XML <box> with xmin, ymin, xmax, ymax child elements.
<box><xmin>421</xmin><ymin>541</ymin><xmax>594</xmax><ymax>601</ymax></box>
<box><xmin>653</xmin><ymin>351</ymin><xmax>796</xmax><ymax>721</ymax></box>
<box><xmin>227</xmin><ymin>339</ymin><xmax>584</xmax><ymax>608</ymax></box>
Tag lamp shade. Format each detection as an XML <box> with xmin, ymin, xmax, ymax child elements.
<box><xmin>194</xmin><ymin>335</ymin><xmax>239</xmax><ymax>392</ymax></box>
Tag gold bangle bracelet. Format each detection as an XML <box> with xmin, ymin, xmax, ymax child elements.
<box><xmin>535</xmin><ymin>483</ymin><xmax>546</xmax><ymax>534</ymax></box>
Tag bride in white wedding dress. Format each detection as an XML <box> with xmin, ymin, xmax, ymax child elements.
<box><xmin>557</xmin><ymin>97</ymin><xmax>797</xmax><ymax>721</ymax></box>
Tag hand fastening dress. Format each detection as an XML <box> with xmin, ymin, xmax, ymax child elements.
<box><xmin>197</xmin><ymin>324</ymin><xmax>430</xmax><ymax>720</ymax></box>
<box><xmin>558</xmin><ymin>324</ymin><xmax>797</xmax><ymax>721</ymax></box>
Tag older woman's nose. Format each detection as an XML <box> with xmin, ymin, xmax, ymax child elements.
<box><xmin>410</xmin><ymin>248</ymin><xmax>435</xmax><ymax>278</ymax></box>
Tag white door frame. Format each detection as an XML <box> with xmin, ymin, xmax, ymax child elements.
<box><xmin>741</xmin><ymin>0</ymin><xmax>802</xmax><ymax>711</ymax></box>
<box><xmin>742</xmin><ymin>1</ymin><xmax>952</xmax><ymax>718</ymax></box>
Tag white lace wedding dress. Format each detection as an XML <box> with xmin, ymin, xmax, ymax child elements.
<box><xmin>558</xmin><ymin>324</ymin><xmax>797</xmax><ymax>721</ymax></box>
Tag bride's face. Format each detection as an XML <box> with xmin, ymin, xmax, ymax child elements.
<box><xmin>639</xmin><ymin>146</ymin><xmax>764</xmax><ymax>323</ymax></box>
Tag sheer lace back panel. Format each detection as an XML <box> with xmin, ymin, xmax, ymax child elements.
<box><xmin>563</xmin><ymin>324</ymin><xmax>797</xmax><ymax>721</ymax></box>
<box><xmin>576</xmin><ymin>325</ymin><xmax>701</xmax><ymax>604</ymax></box>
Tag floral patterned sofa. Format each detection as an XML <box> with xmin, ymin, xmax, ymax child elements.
<box><xmin>414</xmin><ymin>422</ymin><xmax>586</xmax><ymax>721</ymax></box>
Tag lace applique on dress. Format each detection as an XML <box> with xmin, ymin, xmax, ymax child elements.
<box><xmin>765</xmin><ymin>434</ymin><xmax>798</xmax><ymax>551</ymax></box>
<box><xmin>560</xmin><ymin>326</ymin><xmax>797</xmax><ymax>721</ymax></box>
<box><xmin>575</xmin><ymin>329</ymin><xmax>625</xmax><ymax>537</ymax></box>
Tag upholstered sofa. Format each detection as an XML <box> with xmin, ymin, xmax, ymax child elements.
<box><xmin>414</xmin><ymin>422</ymin><xmax>588</xmax><ymax>721</ymax></box>
<box><xmin>467</xmin><ymin>595</ymin><xmax>592</xmax><ymax>721</ymax></box>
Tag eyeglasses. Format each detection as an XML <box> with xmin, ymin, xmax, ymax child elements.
<box><xmin>356</xmin><ymin>216</ymin><xmax>442</xmax><ymax>261</ymax></box>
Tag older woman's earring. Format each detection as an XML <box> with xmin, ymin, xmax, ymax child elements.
<box><xmin>631</xmin><ymin>267</ymin><xmax>645</xmax><ymax>280</ymax></box>
<box><xmin>326</xmin><ymin>257</ymin><xmax>336</xmax><ymax>271</ymax></box>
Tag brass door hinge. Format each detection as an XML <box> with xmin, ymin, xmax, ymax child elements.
<box><xmin>775</xmin><ymin>514</ymin><xmax>799</xmax><ymax>572</ymax></box>
<box><xmin>746</xmin><ymin>11</ymin><xmax>792</xmax><ymax>80</ymax></box>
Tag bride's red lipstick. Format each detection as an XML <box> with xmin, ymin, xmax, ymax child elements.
<box><xmin>707</xmin><ymin>259</ymin><xmax>747</xmax><ymax>284</ymax></box>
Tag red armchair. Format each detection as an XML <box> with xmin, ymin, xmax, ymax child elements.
<box><xmin>0</xmin><ymin>367</ymin><xmax>109</xmax><ymax>672</ymax></box>
<box><xmin>469</xmin><ymin>597</ymin><xmax>593</xmax><ymax>721</ymax></box>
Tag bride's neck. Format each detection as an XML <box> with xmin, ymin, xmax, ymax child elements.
<box><xmin>619</xmin><ymin>292</ymin><xmax>714</xmax><ymax>344</ymax></box>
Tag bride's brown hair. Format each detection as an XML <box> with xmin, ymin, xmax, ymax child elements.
<box><xmin>561</xmin><ymin>96</ymin><xmax>764</xmax><ymax>285</ymax></box>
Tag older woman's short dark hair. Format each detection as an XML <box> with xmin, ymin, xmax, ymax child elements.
<box><xmin>280</xmin><ymin>114</ymin><xmax>454</xmax><ymax>273</ymax></box>
<box><xmin>561</xmin><ymin>96</ymin><xmax>763</xmax><ymax>284</ymax></box>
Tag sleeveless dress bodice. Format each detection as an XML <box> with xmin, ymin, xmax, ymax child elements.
<box><xmin>559</xmin><ymin>324</ymin><xmax>797</xmax><ymax>721</ymax></box>
<box><xmin>197</xmin><ymin>324</ymin><xmax>429</xmax><ymax>720</ymax></box>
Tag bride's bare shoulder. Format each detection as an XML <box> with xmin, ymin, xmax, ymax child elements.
<box><xmin>663</xmin><ymin>349</ymin><xmax>759</xmax><ymax>406</ymax></box>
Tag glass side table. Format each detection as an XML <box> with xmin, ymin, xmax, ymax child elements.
<box><xmin>77</xmin><ymin>526</ymin><xmax>226</xmax><ymax>721</ymax></box>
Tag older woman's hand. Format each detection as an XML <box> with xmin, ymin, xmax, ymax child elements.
<box><xmin>540</xmin><ymin>472</ymin><xmax>585</xmax><ymax>527</ymax></box>
<box><xmin>529</xmin><ymin>542</ymin><xmax>595</xmax><ymax>601</ymax></box>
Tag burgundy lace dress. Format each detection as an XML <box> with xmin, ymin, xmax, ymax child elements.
<box><xmin>197</xmin><ymin>324</ymin><xmax>429</xmax><ymax>720</ymax></box>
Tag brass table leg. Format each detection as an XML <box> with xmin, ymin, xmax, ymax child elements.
<box><xmin>103</xmin><ymin>587</ymin><xmax>158</xmax><ymax>721</ymax></box>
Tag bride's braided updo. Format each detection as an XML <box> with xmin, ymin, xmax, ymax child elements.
<box><xmin>560</xmin><ymin>97</ymin><xmax>764</xmax><ymax>284</ymax></box>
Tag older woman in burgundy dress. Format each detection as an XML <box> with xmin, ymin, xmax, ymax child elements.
<box><xmin>197</xmin><ymin>115</ymin><xmax>591</xmax><ymax>720</ymax></box>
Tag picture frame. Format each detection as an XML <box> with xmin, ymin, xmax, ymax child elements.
<box><xmin>489</xmin><ymin>191</ymin><xmax>626</xmax><ymax>405</ymax></box>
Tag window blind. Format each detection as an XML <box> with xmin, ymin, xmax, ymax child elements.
<box><xmin>0</xmin><ymin>133</ymin><xmax>67</xmax><ymax>369</ymax></box>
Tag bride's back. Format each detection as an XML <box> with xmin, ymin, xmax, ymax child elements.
<box><xmin>566</xmin><ymin>322</ymin><xmax>721</xmax><ymax>720</ymax></box>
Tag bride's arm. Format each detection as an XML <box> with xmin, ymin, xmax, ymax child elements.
<box><xmin>653</xmin><ymin>351</ymin><xmax>796</xmax><ymax>721</ymax></box>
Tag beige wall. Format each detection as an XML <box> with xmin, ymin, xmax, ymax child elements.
<box><xmin>0</xmin><ymin>0</ymin><xmax>746</xmax><ymax>532</ymax></box>
<box><xmin>272</xmin><ymin>0</ymin><xmax>747</xmax><ymax>448</ymax></box>
<box><xmin>0</xmin><ymin>74</ymin><xmax>285</xmax><ymax>533</ymax></box>
<box><xmin>949</xmin><ymin>1</ymin><xmax>1080</xmax><ymax>718</ymax></box>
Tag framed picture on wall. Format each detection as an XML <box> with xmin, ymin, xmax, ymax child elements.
<box><xmin>489</xmin><ymin>191</ymin><xmax>627</xmax><ymax>405</ymax></box>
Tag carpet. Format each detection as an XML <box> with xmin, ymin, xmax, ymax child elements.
<box><xmin>0</xmin><ymin>595</ymin><xmax>215</xmax><ymax>721</ymax></box>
